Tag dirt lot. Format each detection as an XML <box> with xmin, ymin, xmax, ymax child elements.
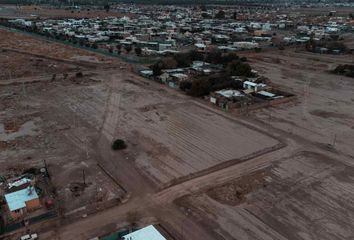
<box><xmin>172</xmin><ymin>44</ymin><xmax>354</xmax><ymax>240</ymax></box>
<box><xmin>0</xmin><ymin>50</ymin><xmax>80</xmax><ymax>80</ymax></box>
<box><xmin>245</xmin><ymin>49</ymin><xmax>354</xmax><ymax>159</ymax></box>
<box><xmin>0</xmin><ymin>5</ymin><xmax>134</xmax><ymax>19</ymax></box>
<box><xmin>0</xmin><ymin>28</ymin><xmax>117</xmax><ymax>65</ymax></box>
<box><xmin>0</xmin><ymin>81</ymin><xmax>126</xmax><ymax>214</ymax></box>
<box><xmin>129</xmin><ymin>102</ymin><xmax>279</xmax><ymax>186</ymax></box>
<box><xmin>1</xmin><ymin>24</ymin><xmax>354</xmax><ymax>240</ymax></box>
<box><xmin>0</xmin><ymin>29</ymin><xmax>127</xmax><ymax>217</ymax></box>
<box><xmin>0</xmin><ymin>27</ymin><xmax>283</xmax><ymax>238</ymax></box>
<box><xmin>178</xmin><ymin>151</ymin><xmax>354</xmax><ymax>240</ymax></box>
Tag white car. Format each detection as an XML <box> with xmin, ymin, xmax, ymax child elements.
<box><xmin>20</xmin><ymin>233</ymin><xmax>38</xmax><ymax>240</ymax></box>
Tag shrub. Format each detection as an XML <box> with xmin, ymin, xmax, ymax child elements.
<box><xmin>179</xmin><ymin>80</ymin><xmax>192</xmax><ymax>92</ymax></box>
<box><xmin>112</xmin><ymin>139</ymin><xmax>127</xmax><ymax>150</ymax></box>
<box><xmin>76</xmin><ymin>72</ymin><xmax>84</xmax><ymax>78</ymax></box>
<box><xmin>188</xmin><ymin>77</ymin><xmax>211</xmax><ymax>97</ymax></box>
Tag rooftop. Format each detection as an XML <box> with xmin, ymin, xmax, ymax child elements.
<box><xmin>122</xmin><ymin>225</ymin><xmax>166</xmax><ymax>240</ymax></box>
<box><xmin>5</xmin><ymin>187</ymin><xmax>39</xmax><ymax>212</ymax></box>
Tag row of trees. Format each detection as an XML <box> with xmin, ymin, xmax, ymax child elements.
<box><xmin>179</xmin><ymin>73</ymin><xmax>244</xmax><ymax>97</ymax></box>
<box><xmin>150</xmin><ymin>50</ymin><xmax>254</xmax><ymax>97</ymax></box>
<box><xmin>151</xmin><ymin>50</ymin><xmax>249</xmax><ymax>76</ymax></box>
<box><xmin>0</xmin><ymin>19</ymin><xmax>145</xmax><ymax>56</ymax></box>
<box><xmin>306</xmin><ymin>39</ymin><xmax>349</xmax><ymax>54</ymax></box>
<box><xmin>201</xmin><ymin>10</ymin><xmax>239</xmax><ymax>20</ymax></box>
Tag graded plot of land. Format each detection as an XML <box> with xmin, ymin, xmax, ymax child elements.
<box><xmin>129</xmin><ymin>102</ymin><xmax>280</xmax><ymax>186</ymax></box>
<box><xmin>180</xmin><ymin>152</ymin><xmax>354</xmax><ymax>240</ymax></box>
<box><xmin>0</xmin><ymin>50</ymin><xmax>79</xmax><ymax>80</ymax></box>
<box><xmin>0</xmin><ymin>81</ymin><xmax>124</xmax><ymax>214</ymax></box>
<box><xmin>247</xmin><ymin>50</ymin><xmax>354</xmax><ymax>158</ymax></box>
<box><xmin>10</xmin><ymin>5</ymin><xmax>135</xmax><ymax>19</ymax></box>
<box><xmin>0</xmin><ymin>29</ymin><xmax>117</xmax><ymax>64</ymax></box>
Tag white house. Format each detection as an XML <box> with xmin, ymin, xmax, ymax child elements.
<box><xmin>243</xmin><ymin>81</ymin><xmax>267</xmax><ymax>92</ymax></box>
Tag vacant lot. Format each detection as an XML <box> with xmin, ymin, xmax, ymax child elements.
<box><xmin>0</xmin><ymin>28</ymin><xmax>282</xmax><ymax>220</ymax></box>
<box><xmin>179</xmin><ymin>151</ymin><xmax>354</xmax><ymax>240</ymax></box>
<box><xmin>0</xmin><ymin>5</ymin><xmax>134</xmax><ymax>19</ymax></box>
<box><xmin>246</xmin><ymin>49</ymin><xmax>354</xmax><ymax>159</ymax></box>
<box><xmin>131</xmin><ymin>102</ymin><xmax>280</xmax><ymax>185</ymax></box>
<box><xmin>0</xmin><ymin>50</ymin><xmax>80</xmax><ymax>80</ymax></box>
<box><xmin>0</xmin><ymin>28</ymin><xmax>117</xmax><ymax>65</ymax></box>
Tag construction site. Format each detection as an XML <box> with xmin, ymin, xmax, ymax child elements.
<box><xmin>0</xmin><ymin>5</ymin><xmax>354</xmax><ymax>240</ymax></box>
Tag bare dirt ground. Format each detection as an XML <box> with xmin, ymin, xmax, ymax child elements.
<box><xmin>0</xmin><ymin>5</ymin><xmax>134</xmax><ymax>19</ymax></box>
<box><xmin>0</xmin><ymin>30</ymin><xmax>127</xmax><ymax>221</ymax></box>
<box><xmin>171</xmin><ymin>47</ymin><xmax>354</xmax><ymax>240</ymax></box>
<box><xmin>280</xmin><ymin>6</ymin><xmax>354</xmax><ymax>16</ymax></box>
<box><xmin>246</xmin><ymin>49</ymin><xmax>354</xmax><ymax>159</ymax></box>
<box><xmin>0</xmin><ymin>28</ymin><xmax>116</xmax><ymax>65</ymax></box>
<box><xmin>2</xmin><ymin>27</ymin><xmax>354</xmax><ymax>240</ymax></box>
<box><xmin>0</xmin><ymin>50</ymin><xmax>79</xmax><ymax>80</ymax></box>
<box><xmin>178</xmin><ymin>151</ymin><xmax>354</xmax><ymax>240</ymax></box>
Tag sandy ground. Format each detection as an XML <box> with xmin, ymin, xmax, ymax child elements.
<box><xmin>179</xmin><ymin>151</ymin><xmax>354</xmax><ymax>240</ymax></box>
<box><xmin>247</xmin><ymin>49</ymin><xmax>354</xmax><ymax>159</ymax></box>
<box><xmin>1</xmin><ymin>27</ymin><xmax>354</xmax><ymax>240</ymax></box>
<box><xmin>0</xmin><ymin>28</ymin><xmax>117</xmax><ymax>65</ymax></box>
<box><xmin>0</xmin><ymin>50</ymin><xmax>79</xmax><ymax>80</ymax></box>
<box><xmin>0</xmin><ymin>5</ymin><xmax>134</xmax><ymax>19</ymax></box>
<box><xmin>171</xmin><ymin>48</ymin><xmax>354</xmax><ymax>240</ymax></box>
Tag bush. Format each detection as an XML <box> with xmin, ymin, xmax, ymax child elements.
<box><xmin>226</xmin><ymin>61</ymin><xmax>252</xmax><ymax>77</ymax></box>
<box><xmin>135</xmin><ymin>47</ymin><xmax>142</xmax><ymax>56</ymax></box>
<box><xmin>76</xmin><ymin>72</ymin><xmax>84</xmax><ymax>78</ymax></box>
<box><xmin>112</xmin><ymin>139</ymin><xmax>127</xmax><ymax>150</ymax></box>
<box><xmin>205</xmin><ymin>50</ymin><xmax>222</xmax><ymax>64</ymax></box>
<box><xmin>215</xmin><ymin>10</ymin><xmax>225</xmax><ymax>19</ymax></box>
<box><xmin>179</xmin><ymin>80</ymin><xmax>192</xmax><ymax>91</ymax></box>
<box><xmin>240</xmin><ymin>56</ymin><xmax>248</xmax><ymax>62</ymax></box>
<box><xmin>188</xmin><ymin>77</ymin><xmax>211</xmax><ymax>97</ymax></box>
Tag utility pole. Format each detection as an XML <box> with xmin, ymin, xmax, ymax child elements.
<box><xmin>82</xmin><ymin>169</ymin><xmax>86</xmax><ymax>186</ymax></box>
<box><xmin>43</xmin><ymin>159</ymin><xmax>50</xmax><ymax>179</ymax></box>
<box><xmin>332</xmin><ymin>134</ymin><xmax>337</xmax><ymax>147</ymax></box>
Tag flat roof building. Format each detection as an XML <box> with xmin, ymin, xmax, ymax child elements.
<box><xmin>122</xmin><ymin>225</ymin><xmax>166</xmax><ymax>240</ymax></box>
<box><xmin>5</xmin><ymin>186</ymin><xmax>41</xmax><ymax>220</ymax></box>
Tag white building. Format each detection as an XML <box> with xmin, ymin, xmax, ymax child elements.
<box><xmin>122</xmin><ymin>225</ymin><xmax>166</xmax><ymax>240</ymax></box>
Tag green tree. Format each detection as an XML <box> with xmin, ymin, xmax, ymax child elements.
<box><xmin>125</xmin><ymin>45</ymin><xmax>132</xmax><ymax>53</ymax></box>
<box><xmin>104</xmin><ymin>4</ymin><xmax>110</xmax><ymax>12</ymax></box>
<box><xmin>215</xmin><ymin>10</ymin><xmax>225</xmax><ymax>19</ymax></box>
<box><xmin>205</xmin><ymin>50</ymin><xmax>222</xmax><ymax>64</ymax></box>
<box><xmin>151</xmin><ymin>61</ymin><xmax>164</xmax><ymax>76</ymax></box>
<box><xmin>112</xmin><ymin>139</ymin><xmax>127</xmax><ymax>150</ymax></box>
<box><xmin>179</xmin><ymin>80</ymin><xmax>192</xmax><ymax>92</ymax></box>
<box><xmin>135</xmin><ymin>47</ymin><xmax>142</xmax><ymax>56</ymax></box>
<box><xmin>189</xmin><ymin>78</ymin><xmax>211</xmax><ymax>97</ymax></box>
<box><xmin>227</xmin><ymin>61</ymin><xmax>252</xmax><ymax>77</ymax></box>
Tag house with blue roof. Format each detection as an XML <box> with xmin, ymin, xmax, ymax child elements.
<box><xmin>4</xmin><ymin>186</ymin><xmax>41</xmax><ymax>220</ymax></box>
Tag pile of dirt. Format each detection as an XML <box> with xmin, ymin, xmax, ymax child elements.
<box><xmin>206</xmin><ymin>170</ymin><xmax>268</xmax><ymax>206</ymax></box>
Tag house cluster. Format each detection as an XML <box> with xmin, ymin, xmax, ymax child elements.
<box><xmin>4</xmin><ymin>4</ymin><xmax>353</xmax><ymax>55</ymax></box>
<box><xmin>141</xmin><ymin>60</ymin><xmax>223</xmax><ymax>88</ymax></box>
<box><xmin>209</xmin><ymin>77</ymin><xmax>289</xmax><ymax>110</ymax></box>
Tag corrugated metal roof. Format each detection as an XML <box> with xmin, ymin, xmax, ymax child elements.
<box><xmin>5</xmin><ymin>187</ymin><xmax>39</xmax><ymax>211</ymax></box>
<box><xmin>122</xmin><ymin>225</ymin><xmax>166</xmax><ymax>240</ymax></box>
